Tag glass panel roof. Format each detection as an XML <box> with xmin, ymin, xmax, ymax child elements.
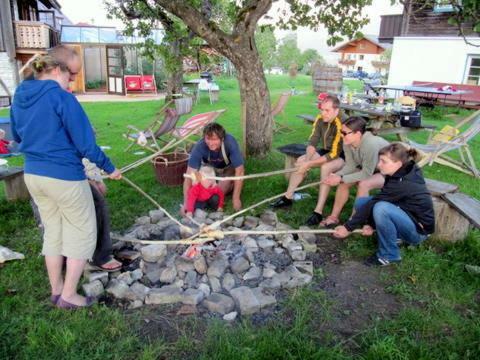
<box><xmin>61</xmin><ymin>26</ymin><xmax>164</xmax><ymax>45</ymax></box>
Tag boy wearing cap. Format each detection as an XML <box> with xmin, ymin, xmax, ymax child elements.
<box><xmin>271</xmin><ymin>94</ymin><xmax>345</xmax><ymax>225</ymax></box>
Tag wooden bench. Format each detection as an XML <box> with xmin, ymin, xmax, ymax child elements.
<box><xmin>0</xmin><ymin>166</ymin><xmax>30</xmax><ymax>201</ymax></box>
<box><xmin>277</xmin><ymin>144</ymin><xmax>309</xmax><ymax>180</ymax></box>
<box><xmin>426</xmin><ymin>178</ymin><xmax>480</xmax><ymax>242</ymax></box>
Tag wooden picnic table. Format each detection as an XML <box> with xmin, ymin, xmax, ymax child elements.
<box><xmin>296</xmin><ymin>107</ymin><xmax>435</xmax><ymax>142</ymax></box>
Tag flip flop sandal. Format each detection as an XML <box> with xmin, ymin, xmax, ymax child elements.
<box><xmin>319</xmin><ymin>216</ymin><xmax>339</xmax><ymax>228</ymax></box>
<box><xmin>88</xmin><ymin>259</ymin><xmax>123</xmax><ymax>272</ymax></box>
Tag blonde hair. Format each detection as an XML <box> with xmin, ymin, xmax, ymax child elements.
<box><xmin>194</xmin><ymin>166</ymin><xmax>216</xmax><ymax>184</ymax></box>
<box><xmin>31</xmin><ymin>55</ymin><xmax>68</xmax><ymax>78</ymax></box>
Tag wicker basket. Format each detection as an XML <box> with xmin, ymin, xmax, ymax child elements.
<box><xmin>152</xmin><ymin>152</ymin><xmax>189</xmax><ymax>186</ymax></box>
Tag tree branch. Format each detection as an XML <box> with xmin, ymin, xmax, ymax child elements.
<box><xmin>234</xmin><ymin>0</ymin><xmax>272</xmax><ymax>36</ymax></box>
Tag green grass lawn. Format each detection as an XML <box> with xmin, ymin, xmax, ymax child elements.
<box><xmin>1</xmin><ymin>75</ymin><xmax>479</xmax><ymax>359</ymax></box>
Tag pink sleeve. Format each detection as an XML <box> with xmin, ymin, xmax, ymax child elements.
<box><xmin>212</xmin><ymin>186</ymin><xmax>225</xmax><ymax>209</ymax></box>
<box><xmin>186</xmin><ymin>185</ymin><xmax>199</xmax><ymax>213</ymax></box>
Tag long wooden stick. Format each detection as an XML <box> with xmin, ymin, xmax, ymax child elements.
<box><xmin>121</xmin><ymin>175</ymin><xmax>187</xmax><ymax>228</ymax></box>
<box><xmin>212</xmin><ymin>180</ymin><xmax>323</xmax><ymax>229</ymax></box>
<box><xmin>184</xmin><ymin>166</ymin><xmax>300</xmax><ymax>182</ymax></box>
<box><xmin>113</xmin><ymin>234</ymin><xmax>216</xmax><ymax>245</ymax></box>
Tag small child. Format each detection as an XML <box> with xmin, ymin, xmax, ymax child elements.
<box><xmin>185</xmin><ymin>165</ymin><xmax>224</xmax><ymax>217</ymax></box>
<box><xmin>0</xmin><ymin>129</ymin><xmax>11</xmax><ymax>155</ymax></box>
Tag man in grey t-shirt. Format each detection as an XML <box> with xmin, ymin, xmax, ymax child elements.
<box><xmin>317</xmin><ymin>116</ymin><xmax>388</xmax><ymax>227</ymax></box>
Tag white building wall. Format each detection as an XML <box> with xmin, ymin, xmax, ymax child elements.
<box><xmin>0</xmin><ymin>52</ymin><xmax>18</xmax><ymax>96</ymax></box>
<box><xmin>388</xmin><ymin>37</ymin><xmax>480</xmax><ymax>85</ymax></box>
<box><xmin>338</xmin><ymin>53</ymin><xmax>384</xmax><ymax>74</ymax></box>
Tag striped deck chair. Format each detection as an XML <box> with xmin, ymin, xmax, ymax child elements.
<box><xmin>171</xmin><ymin>109</ymin><xmax>226</xmax><ymax>150</ymax></box>
<box><xmin>407</xmin><ymin>110</ymin><xmax>480</xmax><ymax>177</ymax></box>
<box><xmin>271</xmin><ymin>92</ymin><xmax>292</xmax><ymax>133</ymax></box>
<box><xmin>123</xmin><ymin>97</ymin><xmax>193</xmax><ymax>153</ymax></box>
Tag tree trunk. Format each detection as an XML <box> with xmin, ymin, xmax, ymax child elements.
<box><xmin>165</xmin><ymin>39</ymin><xmax>184</xmax><ymax>101</ymax></box>
<box><xmin>233</xmin><ymin>49</ymin><xmax>272</xmax><ymax>157</ymax></box>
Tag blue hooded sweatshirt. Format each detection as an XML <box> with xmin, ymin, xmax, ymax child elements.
<box><xmin>11</xmin><ymin>80</ymin><xmax>115</xmax><ymax>181</ymax></box>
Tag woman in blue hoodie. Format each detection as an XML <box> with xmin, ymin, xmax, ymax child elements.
<box><xmin>11</xmin><ymin>55</ymin><xmax>122</xmax><ymax>309</ymax></box>
<box><xmin>333</xmin><ymin>143</ymin><xmax>435</xmax><ymax>266</ymax></box>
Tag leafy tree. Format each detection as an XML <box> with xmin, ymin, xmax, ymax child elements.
<box><xmin>255</xmin><ymin>26</ymin><xmax>277</xmax><ymax>72</ymax></box>
<box><xmin>276</xmin><ymin>33</ymin><xmax>302</xmax><ymax>71</ymax></box>
<box><xmin>107</xmin><ymin>0</ymin><xmax>372</xmax><ymax>156</ymax></box>
<box><xmin>300</xmin><ymin>48</ymin><xmax>324</xmax><ymax>74</ymax></box>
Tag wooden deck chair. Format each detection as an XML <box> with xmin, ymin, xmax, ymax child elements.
<box><xmin>123</xmin><ymin>97</ymin><xmax>193</xmax><ymax>152</ymax></box>
<box><xmin>407</xmin><ymin>110</ymin><xmax>480</xmax><ymax>177</ymax></box>
<box><xmin>271</xmin><ymin>92</ymin><xmax>292</xmax><ymax>133</ymax></box>
<box><xmin>171</xmin><ymin>109</ymin><xmax>226</xmax><ymax>151</ymax></box>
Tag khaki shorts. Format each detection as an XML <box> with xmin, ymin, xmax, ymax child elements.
<box><xmin>24</xmin><ymin>174</ymin><xmax>96</xmax><ymax>259</ymax></box>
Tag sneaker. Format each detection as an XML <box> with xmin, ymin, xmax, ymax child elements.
<box><xmin>270</xmin><ymin>196</ymin><xmax>293</xmax><ymax>208</ymax></box>
<box><xmin>364</xmin><ymin>254</ymin><xmax>400</xmax><ymax>267</ymax></box>
<box><xmin>305</xmin><ymin>211</ymin><xmax>323</xmax><ymax>226</ymax></box>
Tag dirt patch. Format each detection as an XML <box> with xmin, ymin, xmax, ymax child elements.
<box><xmin>320</xmin><ymin>260</ymin><xmax>404</xmax><ymax>338</ymax></box>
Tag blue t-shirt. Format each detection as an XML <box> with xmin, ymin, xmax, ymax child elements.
<box><xmin>188</xmin><ymin>133</ymin><xmax>244</xmax><ymax>169</ymax></box>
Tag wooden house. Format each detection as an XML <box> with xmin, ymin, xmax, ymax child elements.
<box><xmin>332</xmin><ymin>36</ymin><xmax>390</xmax><ymax>75</ymax></box>
<box><xmin>0</xmin><ymin>0</ymin><xmax>71</xmax><ymax>105</ymax></box>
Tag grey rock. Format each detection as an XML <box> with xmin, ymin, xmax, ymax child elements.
<box><xmin>175</xmin><ymin>257</ymin><xmax>195</xmax><ymax>273</ymax></box>
<box><xmin>207</xmin><ymin>256</ymin><xmax>229</xmax><ymax>278</ymax></box>
<box><xmin>182</xmin><ymin>288</ymin><xmax>205</xmax><ymax>305</ymax></box>
<box><xmin>203</xmin><ymin>293</ymin><xmax>235</xmax><ymax>315</ymax></box>
<box><xmin>223</xmin><ymin>311</ymin><xmax>238</xmax><ymax>322</ymax></box>
<box><xmin>251</xmin><ymin>287</ymin><xmax>277</xmax><ymax>308</ymax></box>
<box><xmin>286</xmin><ymin>241</ymin><xmax>303</xmax><ymax>253</ymax></box>
<box><xmin>129</xmin><ymin>282</ymin><xmax>151</xmax><ymax>301</ymax></box>
<box><xmin>255</xmin><ymin>223</ymin><xmax>275</xmax><ymax>233</ymax></box>
<box><xmin>259</xmin><ymin>277</ymin><xmax>281</xmax><ymax>289</ymax></box>
<box><xmin>245</xmin><ymin>249</ymin><xmax>256</xmax><ymax>263</ymax></box>
<box><xmin>145</xmin><ymin>286</ymin><xmax>184</xmax><ymax>305</ymax></box>
<box><xmin>172</xmin><ymin>279</ymin><xmax>184</xmax><ymax>288</ymax></box>
<box><xmin>200</xmin><ymin>274</ymin><xmax>209</xmax><ymax>283</ymax></box>
<box><xmin>149</xmin><ymin>209</ymin><xmax>165</xmax><ymax>223</ymax></box>
<box><xmin>244</xmin><ymin>216</ymin><xmax>260</xmax><ymax>229</ymax></box>
<box><xmin>233</xmin><ymin>217</ymin><xmax>244</xmax><ymax>228</ymax></box>
<box><xmin>242</xmin><ymin>237</ymin><xmax>259</xmax><ymax>250</ymax></box>
<box><xmin>260</xmin><ymin>210</ymin><xmax>277</xmax><ymax>226</ymax></box>
<box><xmin>230</xmin><ymin>286</ymin><xmax>260</xmax><ymax>315</ymax></box>
<box><xmin>185</xmin><ymin>270</ymin><xmax>198</xmax><ymax>288</ymax></box>
<box><xmin>293</xmin><ymin>261</ymin><xmax>314</xmax><ymax>275</ymax></box>
<box><xmin>106</xmin><ymin>279</ymin><xmax>131</xmax><ymax>299</ymax></box>
<box><xmin>193</xmin><ymin>208</ymin><xmax>208</xmax><ymax>221</ymax></box>
<box><xmin>131</xmin><ymin>269</ymin><xmax>143</xmax><ymax>282</ymax></box>
<box><xmin>87</xmin><ymin>271</ymin><xmax>109</xmax><ymax>286</ymax></box>
<box><xmin>193</xmin><ymin>255</ymin><xmax>207</xmax><ymax>274</ymax></box>
<box><xmin>141</xmin><ymin>244</ymin><xmax>167</xmax><ymax>263</ymax></box>
<box><xmin>274</xmin><ymin>247</ymin><xmax>285</xmax><ymax>255</ymax></box>
<box><xmin>291</xmin><ymin>250</ymin><xmax>307</xmax><ymax>261</ymax></box>
<box><xmin>262</xmin><ymin>268</ymin><xmax>277</xmax><ymax>278</ymax></box>
<box><xmin>209</xmin><ymin>276</ymin><xmax>222</xmax><ymax>293</ymax></box>
<box><xmin>148</xmin><ymin>224</ymin><xmax>166</xmax><ymax>238</ymax></box>
<box><xmin>208</xmin><ymin>211</ymin><xmax>224</xmax><ymax>220</ymax></box>
<box><xmin>160</xmin><ymin>267</ymin><xmax>177</xmax><ymax>284</ymax></box>
<box><xmin>163</xmin><ymin>224</ymin><xmax>181</xmax><ymax>240</ymax></box>
<box><xmin>133</xmin><ymin>226</ymin><xmax>151</xmax><ymax>240</ymax></box>
<box><xmin>129</xmin><ymin>300</ymin><xmax>144</xmax><ymax>309</ymax></box>
<box><xmin>136</xmin><ymin>216</ymin><xmax>151</xmax><ymax>225</ymax></box>
<box><xmin>222</xmin><ymin>273</ymin><xmax>236</xmax><ymax>291</ymax></box>
<box><xmin>117</xmin><ymin>271</ymin><xmax>134</xmax><ymax>285</ymax></box>
<box><xmin>257</xmin><ymin>237</ymin><xmax>275</xmax><ymax>250</ymax></box>
<box><xmin>82</xmin><ymin>280</ymin><xmax>104</xmax><ymax>298</ymax></box>
<box><xmin>140</xmin><ymin>260</ymin><xmax>160</xmax><ymax>273</ymax></box>
<box><xmin>145</xmin><ymin>269</ymin><xmax>161</xmax><ymax>284</ymax></box>
<box><xmin>243</xmin><ymin>266</ymin><xmax>262</xmax><ymax>281</ymax></box>
<box><xmin>230</xmin><ymin>257</ymin><xmax>250</xmax><ymax>274</ymax></box>
<box><xmin>198</xmin><ymin>283</ymin><xmax>211</xmax><ymax>297</ymax></box>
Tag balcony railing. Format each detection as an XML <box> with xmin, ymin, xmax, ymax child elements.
<box><xmin>14</xmin><ymin>21</ymin><xmax>60</xmax><ymax>49</ymax></box>
<box><xmin>371</xmin><ymin>60</ymin><xmax>390</xmax><ymax>69</ymax></box>
<box><xmin>339</xmin><ymin>59</ymin><xmax>356</xmax><ymax>66</ymax></box>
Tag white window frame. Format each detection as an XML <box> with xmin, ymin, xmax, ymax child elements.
<box><xmin>464</xmin><ymin>55</ymin><xmax>480</xmax><ymax>86</ymax></box>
